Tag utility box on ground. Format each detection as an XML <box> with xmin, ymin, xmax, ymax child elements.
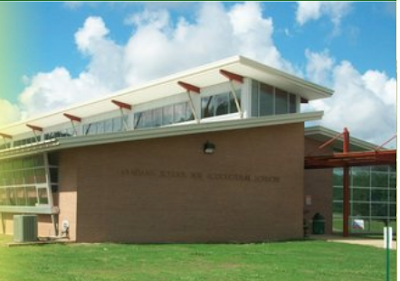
<box><xmin>13</xmin><ymin>215</ymin><xmax>38</xmax><ymax>242</ymax></box>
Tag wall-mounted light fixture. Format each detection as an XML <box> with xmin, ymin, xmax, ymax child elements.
<box><xmin>203</xmin><ymin>141</ymin><xmax>216</xmax><ymax>154</ymax></box>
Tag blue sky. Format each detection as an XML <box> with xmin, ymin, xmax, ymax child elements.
<box><xmin>0</xmin><ymin>2</ymin><xmax>396</xmax><ymax>146</ymax></box>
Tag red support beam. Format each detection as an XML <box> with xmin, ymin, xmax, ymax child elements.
<box><xmin>111</xmin><ymin>99</ymin><xmax>132</xmax><ymax>110</ymax></box>
<box><xmin>26</xmin><ymin>124</ymin><xmax>43</xmax><ymax>132</ymax></box>
<box><xmin>63</xmin><ymin>113</ymin><xmax>82</xmax><ymax>122</ymax></box>
<box><xmin>301</xmin><ymin>98</ymin><xmax>309</xmax><ymax>103</ymax></box>
<box><xmin>178</xmin><ymin>81</ymin><xmax>200</xmax><ymax>94</ymax></box>
<box><xmin>219</xmin><ymin>69</ymin><xmax>244</xmax><ymax>84</ymax></box>
<box><xmin>0</xmin><ymin>133</ymin><xmax>12</xmax><ymax>139</ymax></box>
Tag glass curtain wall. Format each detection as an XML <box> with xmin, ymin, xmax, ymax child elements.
<box><xmin>333</xmin><ymin>165</ymin><xmax>396</xmax><ymax>234</ymax></box>
<box><xmin>251</xmin><ymin>80</ymin><xmax>297</xmax><ymax>117</ymax></box>
<box><xmin>0</xmin><ymin>154</ymin><xmax>58</xmax><ymax>209</ymax></box>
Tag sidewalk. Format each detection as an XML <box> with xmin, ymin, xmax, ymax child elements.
<box><xmin>310</xmin><ymin>234</ymin><xmax>397</xmax><ymax>250</ymax></box>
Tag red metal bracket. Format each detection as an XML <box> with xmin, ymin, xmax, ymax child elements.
<box><xmin>112</xmin><ymin>100</ymin><xmax>132</xmax><ymax>110</ymax></box>
<box><xmin>0</xmin><ymin>133</ymin><xmax>12</xmax><ymax>139</ymax></box>
<box><xmin>26</xmin><ymin>124</ymin><xmax>43</xmax><ymax>132</ymax></box>
<box><xmin>219</xmin><ymin>69</ymin><xmax>243</xmax><ymax>84</ymax></box>
<box><xmin>63</xmin><ymin>113</ymin><xmax>82</xmax><ymax>122</ymax></box>
<box><xmin>178</xmin><ymin>81</ymin><xmax>200</xmax><ymax>94</ymax></box>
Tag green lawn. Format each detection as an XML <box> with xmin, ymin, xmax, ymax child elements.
<box><xmin>0</xmin><ymin>235</ymin><xmax>396</xmax><ymax>281</ymax></box>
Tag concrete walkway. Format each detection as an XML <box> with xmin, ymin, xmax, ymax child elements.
<box><xmin>310</xmin><ymin>235</ymin><xmax>397</xmax><ymax>250</ymax></box>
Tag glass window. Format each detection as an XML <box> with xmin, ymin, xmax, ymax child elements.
<box><xmin>16</xmin><ymin>187</ymin><xmax>26</xmax><ymax>206</ymax></box>
<box><xmin>104</xmin><ymin>119</ymin><xmax>113</xmax><ymax>133</ymax></box>
<box><xmin>371</xmin><ymin>189</ymin><xmax>388</xmax><ymax>202</ymax></box>
<box><xmin>174</xmin><ymin>102</ymin><xmax>192</xmax><ymax>123</ymax></box>
<box><xmin>275</xmin><ymin>88</ymin><xmax>288</xmax><ymax>114</ymax></box>
<box><xmin>371</xmin><ymin>203</ymin><xmax>388</xmax><ymax>217</ymax></box>
<box><xmin>37</xmin><ymin>188</ymin><xmax>49</xmax><ymax>205</ymax></box>
<box><xmin>229</xmin><ymin>90</ymin><xmax>241</xmax><ymax>113</ymax></box>
<box><xmin>251</xmin><ymin>81</ymin><xmax>259</xmax><ymax>117</ymax></box>
<box><xmin>352</xmin><ymin>168</ymin><xmax>371</xmax><ymax>187</ymax></box>
<box><xmin>333</xmin><ymin>187</ymin><xmax>343</xmax><ymax>201</ymax></box>
<box><xmin>162</xmin><ymin>105</ymin><xmax>174</xmax><ymax>126</ymax></box>
<box><xmin>259</xmin><ymin>83</ymin><xmax>274</xmax><ymax>116</ymax></box>
<box><xmin>215</xmin><ymin>93</ymin><xmax>229</xmax><ymax>116</ymax></box>
<box><xmin>153</xmin><ymin>108</ymin><xmax>162</xmax><ymax>127</ymax></box>
<box><xmin>26</xmin><ymin>186</ymin><xmax>37</xmax><ymax>206</ymax></box>
<box><xmin>371</xmin><ymin>172</ymin><xmax>389</xmax><ymax>188</ymax></box>
<box><xmin>289</xmin><ymin>94</ymin><xmax>297</xmax><ymax>113</ymax></box>
<box><xmin>113</xmin><ymin>117</ymin><xmax>123</xmax><ymax>132</ymax></box>
<box><xmin>201</xmin><ymin>96</ymin><xmax>214</xmax><ymax>118</ymax></box>
<box><xmin>352</xmin><ymin>188</ymin><xmax>370</xmax><ymax>202</ymax></box>
<box><xmin>352</xmin><ymin>203</ymin><xmax>370</xmax><ymax>217</ymax></box>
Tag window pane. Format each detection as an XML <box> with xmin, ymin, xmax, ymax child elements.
<box><xmin>104</xmin><ymin>119</ymin><xmax>113</xmax><ymax>133</ymax></box>
<box><xmin>371</xmin><ymin>189</ymin><xmax>388</xmax><ymax>202</ymax></box>
<box><xmin>352</xmin><ymin>203</ymin><xmax>370</xmax><ymax>216</ymax></box>
<box><xmin>16</xmin><ymin>187</ymin><xmax>26</xmax><ymax>206</ymax></box>
<box><xmin>113</xmin><ymin>117</ymin><xmax>123</xmax><ymax>132</ymax></box>
<box><xmin>201</xmin><ymin>96</ymin><xmax>214</xmax><ymax>118</ymax></box>
<box><xmin>371</xmin><ymin>203</ymin><xmax>388</xmax><ymax>217</ymax></box>
<box><xmin>153</xmin><ymin>108</ymin><xmax>162</xmax><ymax>127</ymax></box>
<box><xmin>174</xmin><ymin>102</ymin><xmax>192</xmax><ymax>123</ymax></box>
<box><xmin>251</xmin><ymin>80</ymin><xmax>259</xmax><ymax>117</ymax></box>
<box><xmin>389</xmin><ymin>204</ymin><xmax>396</xmax><ymax>217</ymax></box>
<box><xmin>371</xmin><ymin>172</ymin><xmax>389</xmax><ymax>188</ymax></box>
<box><xmin>142</xmin><ymin>110</ymin><xmax>154</xmax><ymax>128</ymax></box>
<box><xmin>275</xmin><ymin>88</ymin><xmax>288</xmax><ymax>114</ymax></box>
<box><xmin>389</xmin><ymin>189</ymin><xmax>396</xmax><ymax>202</ymax></box>
<box><xmin>259</xmin><ymin>83</ymin><xmax>274</xmax><ymax>116</ymax></box>
<box><xmin>352</xmin><ymin>167</ymin><xmax>370</xmax><ymax>187</ymax></box>
<box><xmin>352</xmin><ymin>188</ymin><xmax>370</xmax><ymax>202</ymax></box>
<box><xmin>37</xmin><ymin>188</ymin><xmax>49</xmax><ymax>205</ymax></box>
<box><xmin>229</xmin><ymin>90</ymin><xmax>241</xmax><ymax>113</ymax></box>
<box><xmin>333</xmin><ymin>187</ymin><xmax>343</xmax><ymax>200</ymax></box>
<box><xmin>162</xmin><ymin>105</ymin><xmax>174</xmax><ymax>125</ymax></box>
<box><xmin>215</xmin><ymin>93</ymin><xmax>229</xmax><ymax>116</ymax></box>
<box><xmin>289</xmin><ymin>94</ymin><xmax>297</xmax><ymax>113</ymax></box>
<box><xmin>26</xmin><ymin>186</ymin><xmax>37</xmax><ymax>206</ymax></box>
<box><xmin>389</xmin><ymin>173</ymin><xmax>396</xmax><ymax>188</ymax></box>
<box><xmin>333</xmin><ymin>202</ymin><xmax>343</xmax><ymax>214</ymax></box>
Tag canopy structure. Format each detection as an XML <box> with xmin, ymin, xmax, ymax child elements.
<box><xmin>305</xmin><ymin>127</ymin><xmax>396</xmax><ymax>237</ymax></box>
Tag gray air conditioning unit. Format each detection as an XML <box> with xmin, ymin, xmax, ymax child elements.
<box><xmin>13</xmin><ymin>215</ymin><xmax>38</xmax><ymax>242</ymax></box>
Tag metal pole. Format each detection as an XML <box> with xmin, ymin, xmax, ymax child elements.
<box><xmin>386</xmin><ymin>221</ymin><xmax>390</xmax><ymax>281</ymax></box>
<box><xmin>343</xmin><ymin>128</ymin><xmax>350</xmax><ymax>237</ymax></box>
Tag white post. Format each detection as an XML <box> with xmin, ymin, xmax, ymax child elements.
<box><xmin>383</xmin><ymin>226</ymin><xmax>393</xmax><ymax>249</ymax></box>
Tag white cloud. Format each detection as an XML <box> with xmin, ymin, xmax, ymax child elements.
<box><xmin>305</xmin><ymin>49</ymin><xmax>335</xmax><ymax>87</ymax></box>
<box><xmin>304</xmin><ymin>51</ymin><xmax>396</xmax><ymax>146</ymax></box>
<box><xmin>0</xmin><ymin>99</ymin><xmax>21</xmax><ymax>126</ymax></box>
<box><xmin>296</xmin><ymin>2</ymin><xmax>351</xmax><ymax>35</ymax></box>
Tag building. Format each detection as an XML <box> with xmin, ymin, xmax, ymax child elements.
<box><xmin>0</xmin><ymin>56</ymin><xmax>391</xmax><ymax>243</ymax></box>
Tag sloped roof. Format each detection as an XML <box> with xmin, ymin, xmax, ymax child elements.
<box><xmin>0</xmin><ymin>56</ymin><xmax>333</xmax><ymax>137</ymax></box>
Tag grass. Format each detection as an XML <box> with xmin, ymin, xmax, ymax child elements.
<box><xmin>0</xmin><ymin>235</ymin><xmax>396</xmax><ymax>281</ymax></box>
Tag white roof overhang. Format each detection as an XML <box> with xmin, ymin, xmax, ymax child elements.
<box><xmin>0</xmin><ymin>56</ymin><xmax>332</xmax><ymax>137</ymax></box>
<box><xmin>305</xmin><ymin>126</ymin><xmax>378</xmax><ymax>152</ymax></box>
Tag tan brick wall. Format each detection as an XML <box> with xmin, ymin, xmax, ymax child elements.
<box><xmin>57</xmin><ymin>151</ymin><xmax>79</xmax><ymax>241</ymax></box>
<box><xmin>304</xmin><ymin>137</ymin><xmax>333</xmax><ymax>234</ymax></box>
<box><xmin>60</xmin><ymin>123</ymin><xmax>305</xmax><ymax>243</ymax></box>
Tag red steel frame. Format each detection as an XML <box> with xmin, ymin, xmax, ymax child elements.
<box><xmin>305</xmin><ymin>128</ymin><xmax>396</xmax><ymax>237</ymax></box>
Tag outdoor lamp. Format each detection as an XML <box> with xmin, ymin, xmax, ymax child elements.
<box><xmin>203</xmin><ymin>141</ymin><xmax>216</xmax><ymax>154</ymax></box>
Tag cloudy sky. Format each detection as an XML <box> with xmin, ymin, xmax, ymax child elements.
<box><xmin>0</xmin><ymin>2</ymin><xmax>396</xmax><ymax>147</ymax></box>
